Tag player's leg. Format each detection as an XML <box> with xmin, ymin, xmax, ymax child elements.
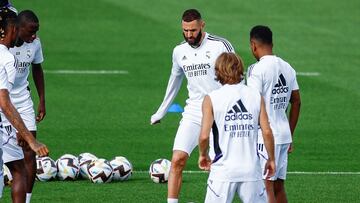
<box><xmin>0</xmin><ymin>147</ymin><xmax>4</xmax><ymax>199</ymax></box>
<box><xmin>5</xmin><ymin>160</ymin><xmax>27</xmax><ymax>203</ymax></box>
<box><xmin>273</xmin><ymin>144</ymin><xmax>290</xmax><ymax>203</ymax></box>
<box><xmin>167</xmin><ymin>119</ymin><xmax>201</xmax><ymax>202</ymax></box>
<box><xmin>23</xmin><ymin>131</ymin><xmax>37</xmax><ymax>201</ymax></box>
<box><xmin>167</xmin><ymin>150</ymin><xmax>189</xmax><ymax>201</ymax></box>
<box><xmin>257</xmin><ymin>143</ymin><xmax>276</xmax><ymax>203</ymax></box>
<box><xmin>204</xmin><ymin>180</ymin><xmax>235</xmax><ymax>203</ymax></box>
<box><xmin>238</xmin><ymin>180</ymin><xmax>267</xmax><ymax>203</ymax></box>
<box><xmin>274</xmin><ymin>179</ymin><xmax>287</xmax><ymax>203</ymax></box>
<box><xmin>17</xmin><ymin>99</ymin><xmax>37</xmax><ymax>203</ymax></box>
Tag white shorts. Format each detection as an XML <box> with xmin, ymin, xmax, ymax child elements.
<box><xmin>258</xmin><ymin>143</ymin><xmax>290</xmax><ymax>180</ymax></box>
<box><xmin>172</xmin><ymin>119</ymin><xmax>201</xmax><ymax>156</ymax></box>
<box><xmin>205</xmin><ymin>179</ymin><xmax>266</xmax><ymax>203</ymax></box>
<box><xmin>2</xmin><ymin>125</ymin><xmax>24</xmax><ymax>163</ymax></box>
<box><xmin>0</xmin><ymin>136</ymin><xmax>3</xmax><ymax>198</ymax></box>
<box><xmin>1</xmin><ymin>93</ymin><xmax>36</xmax><ymax>131</ymax></box>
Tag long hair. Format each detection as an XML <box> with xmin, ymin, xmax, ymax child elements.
<box><xmin>215</xmin><ymin>52</ymin><xmax>244</xmax><ymax>85</ymax></box>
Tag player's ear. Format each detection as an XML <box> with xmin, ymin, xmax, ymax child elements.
<box><xmin>200</xmin><ymin>20</ymin><xmax>205</xmax><ymax>29</ymax></box>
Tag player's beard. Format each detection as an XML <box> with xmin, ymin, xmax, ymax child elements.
<box><xmin>184</xmin><ymin>30</ymin><xmax>203</xmax><ymax>47</ymax></box>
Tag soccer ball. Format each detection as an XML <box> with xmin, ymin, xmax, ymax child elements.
<box><xmin>36</xmin><ymin>156</ymin><xmax>57</xmax><ymax>181</ymax></box>
<box><xmin>56</xmin><ymin>154</ymin><xmax>80</xmax><ymax>180</ymax></box>
<box><xmin>87</xmin><ymin>158</ymin><xmax>113</xmax><ymax>183</ymax></box>
<box><xmin>3</xmin><ymin>164</ymin><xmax>12</xmax><ymax>186</ymax></box>
<box><xmin>78</xmin><ymin>152</ymin><xmax>98</xmax><ymax>179</ymax></box>
<box><xmin>110</xmin><ymin>156</ymin><xmax>133</xmax><ymax>181</ymax></box>
<box><xmin>149</xmin><ymin>158</ymin><xmax>171</xmax><ymax>183</ymax></box>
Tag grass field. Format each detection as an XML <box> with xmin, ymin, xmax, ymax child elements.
<box><xmin>3</xmin><ymin>0</ymin><xmax>360</xmax><ymax>202</ymax></box>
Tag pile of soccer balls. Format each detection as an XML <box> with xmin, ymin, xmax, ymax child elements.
<box><xmin>3</xmin><ymin>152</ymin><xmax>133</xmax><ymax>184</ymax></box>
<box><xmin>3</xmin><ymin>155</ymin><xmax>172</xmax><ymax>185</ymax></box>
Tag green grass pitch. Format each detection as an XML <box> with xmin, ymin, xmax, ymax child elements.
<box><xmin>3</xmin><ymin>0</ymin><xmax>360</xmax><ymax>202</ymax></box>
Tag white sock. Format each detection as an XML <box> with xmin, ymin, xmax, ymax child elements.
<box><xmin>26</xmin><ymin>193</ymin><xmax>32</xmax><ymax>203</ymax></box>
<box><xmin>167</xmin><ymin>198</ymin><xmax>178</xmax><ymax>203</ymax></box>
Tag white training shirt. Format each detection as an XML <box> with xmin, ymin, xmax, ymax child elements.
<box><xmin>9</xmin><ymin>38</ymin><xmax>44</xmax><ymax>97</ymax></box>
<box><xmin>208</xmin><ymin>83</ymin><xmax>262</xmax><ymax>182</ymax></box>
<box><xmin>247</xmin><ymin>55</ymin><xmax>299</xmax><ymax>144</ymax></box>
<box><xmin>151</xmin><ymin>33</ymin><xmax>234</xmax><ymax>123</ymax></box>
<box><xmin>0</xmin><ymin>44</ymin><xmax>16</xmax><ymax>91</ymax></box>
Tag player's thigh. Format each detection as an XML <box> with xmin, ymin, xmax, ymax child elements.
<box><xmin>276</xmin><ymin>144</ymin><xmax>290</xmax><ymax>180</ymax></box>
<box><xmin>17</xmin><ymin>100</ymin><xmax>37</xmax><ymax>131</ymax></box>
<box><xmin>237</xmin><ymin>181</ymin><xmax>266</xmax><ymax>203</ymax></box>
<box><xmin>2</xmin><ymin>125</ymin><xmax>24</xmax><ymax>163</ymax></box>
<box><xmin>205</xmin><ymin>179</ymin><xmax>236</xmax><ymax>203</ymax></box>
<box><xmin>173</xmin><ymin>119</ymin><xmax>201</xmax><ymax>156</ymax></box>
<box><xmin>258</xmin><ymin>143</ymin><xmax>289</xmax><ymax>180</ymax></box>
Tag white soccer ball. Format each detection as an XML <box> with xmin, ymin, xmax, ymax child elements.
<box><xmin>36</xmin><ymin>156</ymin><xmax>57</xmax><ymax>181</ymax></box>
<box><xmin>110</xmin><ymin>156</ymin><xmax>133</xmax><ymax>181</ymax></box>
<box><xmin>56</xmin><ymin>154</ymin><xmax>80</xmax><ymax>180</ymax></box>
<box><xmin>78</xmin><ymin>152</ymin><xmax>98</xmax><ymax>179</ymax></box>
<box><xmin>149</xmin><ymin>158</ymin><xmax>171</xmax><ymax>183</ymax></box>
<box><xmin>3</xmin><ymin>164</ymin><xmax>12</xmax><ymax>186</ymax></box>
<box><xmin>87</xmin><ymin>158</ymin><xmax>113</xmax><ymax>183</ymax></box>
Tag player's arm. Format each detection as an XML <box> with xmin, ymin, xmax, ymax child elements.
<box><xmin>32</xmin><ymin>63</ymin><xmax>46</xmax><ymax>122</ymax></box>
<box><xmin>198</xmin><ymin>95</ymin><xmax>213</xmax><ymax>171</ymax></box>
<box><xmin>246</xmin><ymin>67</ymin><xmax>263</xmax><ymax>94</ymax></box>
<box><xmin>150</xmin><ymin>49</ymin><xmax>184</xmax><ymax>125</ymax></box>
<box><xmin>0</xmin><ymin>89</ymin><xmax>49</xmax><ymax>156</ymax></box>
<box><xmin>288</xmin><ymin>90</ymin><xmax>301</xmax><ymax>153</ymax></box>
<box><xmin>259</xmin><ymin>97</ymin><xmax>275</xmax><ymax>178</ymax></box>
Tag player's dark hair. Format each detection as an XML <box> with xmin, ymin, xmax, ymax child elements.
<box><xmin>18</xmin><ymin>9</ymin><xmax>38</xmax><ymax>26</ymax></box>
<box><xmin>0</xmin><ymin>6</ymin><xmax>17</xmax><ymax>39</ymax></box>
<box><xmin>250</xmin><ymin>25</ymin><xmax>272</xmax><ymax>45</ymax></box>
<box><xmin>0</xmin><ymin>0</ymin><xmax>9</xmax><ymax>7</ymax></box>
<box><xmin>182</xmin><ymin>9</ymin><xmax>201</xmax><ymax>22</ymax></box>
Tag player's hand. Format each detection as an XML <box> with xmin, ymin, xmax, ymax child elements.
<box><xmin>150</xmin><ymin>120</ymin><xmax>161</xmax><ymax>125</ymax></box>
<box><xmin>150</xmin><ymin>114</ymin><xmax>161</xmax><ymax>125</ymax></box>
<box><xmin>198</xmin><ymin>155</ymin><xmax>211</xmax><ymax>171</ymax></box>
<box><xmin>28</xmin><ymin>140</ymin><xmax>49</xmax><ymax>157</ymax></box>
<box><xmin>36</xmin><ymin>102</ymin><xmax>46</xmax><ymax>122</ymax></box>
<box><xmin>264</xmin><ymin>159</ymin><xmax>275</xmax><ymax>179</ymax></box>
<box><xmin>288</xmin><ymin>143</ymin><xmax>293</xmax><ymax>153</ymax></box>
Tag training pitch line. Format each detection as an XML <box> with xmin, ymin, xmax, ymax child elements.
<box><xmin>44</xmin><ymin>70</ymin><xmax>129</xmax><ymax>75</ymax></box>
<box><xmin>44</xmin><ymin>70</ymin><xmax>319</xmax><ymax>76</ymax></box>
<box><xmin>136</xmin><ymin>170</ymin><xmax>360</xmax><ymax>175</ymax></box>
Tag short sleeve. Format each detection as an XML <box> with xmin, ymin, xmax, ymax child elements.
<box><xmin>247</xmin><ymin>65</ymin><xmax>263</xmax><ymax>95</ymax></box>
<box><xmin>32</xmin><ymin>38</ymin><xmax>44</xmax><ymax>64</ymax></box>
<box><xmin>0</xmin><ymin>67</ymin><xmax>9</xmax><ymax>90</ymax></box>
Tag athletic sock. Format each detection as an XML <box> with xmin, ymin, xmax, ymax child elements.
<box><xmin>26</xmin><ymin>193</ymin><xmax>32</xmax><ymax>203</ymax></box>
<box><xmin>167</xmin><ymin>198</ymin><xmax>178</xmax><ymax>203</ymax></box>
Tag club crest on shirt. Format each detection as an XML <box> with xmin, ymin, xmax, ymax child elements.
<box><xmin>206</xmin><ymin>51</ymin><xmax>210</xmax><ymax>59</ymax></box>
<box><xmin>26</xmin><ymin>49</ymin><xmax>32</xmax><ymax>58</ymax></box>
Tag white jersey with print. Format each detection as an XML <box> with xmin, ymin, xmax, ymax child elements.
<box><xmin>0</xmin><ymin>44</ymin><xmax>16</xmax><ymax>91</ymax></box>
<box><xmin>151</xmin><ymin>32</ymin><xmax>234</xmax><ymax>124</ymax></box>
<box><xmin>208</xmin><ymin>83</ymin><xmax>262</xmax><ymax>182</ymax></box>
<box><xmin>9</xmin><ymin>37</ymin><xmax>44</xmax><ymax>98</ymax></box>
<box><xmin>247</xmin><ymin>55</ymin><xmax>299</xmax><ymax>144</ymax></box>
<box><xmin>0</xmin><ymin>44</ymin><xmax>18</xmax><ymax>198</ymax></box>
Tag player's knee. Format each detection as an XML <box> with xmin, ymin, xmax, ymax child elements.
<box><xmin>171</xmin><ymin>155</ymin><xmax>187</xmax><ymax>171</ymax></box>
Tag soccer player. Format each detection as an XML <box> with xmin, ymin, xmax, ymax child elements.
<box><xmin>198</xmin><ymin>52</ymin><xmax>275</xmax><ymax>203</ymax></box>
<box><xmin>150</xmin><ymin>9</ymin><xmax>235</xmax><ymax>203</ymax></box>
<box><xmin>247</xmin><ymin>25</ymin><xmax>301</xmax><ymax>203</ymax></box>
<box><xmin>0</xmin><ymin>7</ymin><xmax>49</xmax><ymax>200</ymax></box>
<box><xmin>1</xmin><ymin>9</ymin><xmax>46</xmax><ymax>203</ymax></box>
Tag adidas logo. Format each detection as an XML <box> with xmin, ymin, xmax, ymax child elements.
<box><xmin>272</xmin><ymin>73</ymin><xmax>289</xmax><ymax>94</ymax></box>
<box><xmin>182</xmin><ymin>55</ymin><xmax>187</xmax><ymax>60</ymax></box>
<box><xmin>225</xmin><ymin>99</ymin><xmax>253</xmax><ymax>121</ymax></box>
